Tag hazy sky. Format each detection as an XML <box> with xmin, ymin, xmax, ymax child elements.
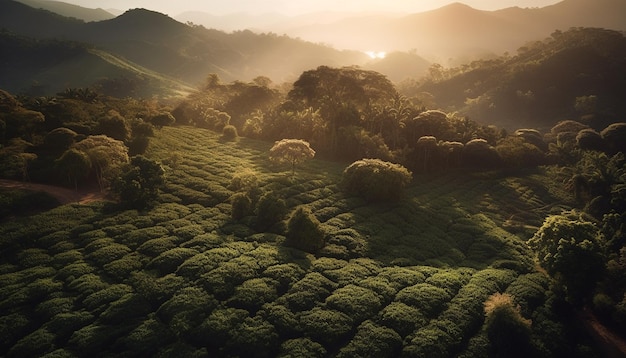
<box><xmin>62</xmin><ymin>0</ymin><xmax>562</xmax><ymax>16</ymax></box>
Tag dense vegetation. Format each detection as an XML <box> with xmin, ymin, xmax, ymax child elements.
<box><xmin>409</xmin><ymin>27</ymin><xmax>626</xmax><ymax>130</ymax></box>
<box><xmin>1</xmin><ymin>25</ymin><xmax>625</xmax><ymax>358</ymax></box>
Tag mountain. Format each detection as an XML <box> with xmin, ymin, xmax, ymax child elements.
<box><xmin>0</xmin><ymin>1</ymin><xmax>369</xmax><ymax>94</ymax></box>
<box><xmin>245</xmin><ymin>0</ymin><xmax>626</xmax><ymax>62</ymax></box>
<box><xmin>15</xmin><ymin>0</ymin><xmax>114</xmax><ymax>22</ymax></box>
<box><xmin>0</xmin><ymin>31</ymin><xmax>194</xmax><ymax>97</ymax></box>
<box><xmin>411</xmin><ymin>27</ymin><xmax>626</xmax><ymax>131</ymax></box>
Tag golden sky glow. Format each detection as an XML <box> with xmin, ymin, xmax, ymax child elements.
<box><xmin>63</xmin><ymin>0</ymin><xmax>562</xmax><ymax>16</ymax></box>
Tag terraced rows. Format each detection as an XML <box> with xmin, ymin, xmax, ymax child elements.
<box><xmin>0</xmin><ymin>126</ymin><xmax>563</xmax><ymax>356</ymax></box>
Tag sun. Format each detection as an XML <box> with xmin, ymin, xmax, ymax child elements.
<box><xmin>365</xmin><ymin>51</ymin><xmax>386</xmax><ymax>59</ymax></box>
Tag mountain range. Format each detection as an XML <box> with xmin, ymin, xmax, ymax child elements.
<box><xmin>1</xmin><ymin>0</ymin><xmax>625</xmax><ymax>98</ymax></box>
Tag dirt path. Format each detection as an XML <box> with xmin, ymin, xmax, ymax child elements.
<box><xmin>0</xmin><ymin>179</ymin><xmax>107</xmax><ymax>205</ymax></box>
<box><xmin>578</xmin><ymin>308</ymin><xmax>626</xmax><ymax>358</ymax></box>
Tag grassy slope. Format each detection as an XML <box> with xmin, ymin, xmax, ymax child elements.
<box><xmin>0</xmin><ymin>127</ymin><xmax>581</xmax><ymax>356</ymax></box>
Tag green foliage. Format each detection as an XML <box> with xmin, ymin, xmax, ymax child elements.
<box><xmin>278</xmin><ymin>337</ymin><xmax>327</xmax><ymax>358</ymax></box>
<box><xmin>337</xmin><ymin>320</ymin><xmax>402</xmax><ymax>358</ymax></box>
<box><xmin>484</xmin><ymin>293</ymin><xmax>533</xmax><ymax>358</ymax></box>
<box><xmin>299</xmin><ymin>308</ymin><xmax>354</xmax><ymax>347</ymax></box>
<box><xmin>227</xmin><ymin>277</ymin><xmax>279</xmax><ymax>312</ymax></box>
<box><xmin>255</xmin><ymin>192</ymin><xmax>287</xmax><ymax>231</ymax></box>
<box><xmin>222</xmin><ymin>124</ymin><xmax>238</xmax><ymax>141</ymax></box>
<box><xmin>285</xmin><ymin>206</ymin><xmax>325</xmax><ymax>252</ymax></box>
<box><xmin>269</xmin><ymin>138</ymin><xmax>315</xmax><ymax>175</ymax></box>
<box><xmin>342</xmin><ymin>158</ymin><xmax>412</xmax><ymax>202</ymax></box>
<box><xmin>528</xmin><ymin>214</ymin><xmax>605</xmax><ymax>305</ymax></box>
<box><xmin>230</xmin><ymin>192</ymin><xmax>253</xmax><ymax>220</ymax></box>
<box><xmin>325</xmin><ymin>284</ymin><xmax>383</xmax><ymax>321</ymax></box>
<box><xmin>0</xmin><ymin>189</ymin><xmax>59</xmax><ymax>219</ymax></box>
<box><xmin>396</xmin><ymin>283</ymin><xmax>452</xmax><ymax>317</ymax></box>
<box><xmin>112</xmin><ymin>155</ymin><xmax>165</xmax><ymax>209</ymax></box>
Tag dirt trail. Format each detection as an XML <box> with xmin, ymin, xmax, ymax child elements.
<box><xmin>578</xmin><ymin>308</ymin><xmax>626</xmax><ymax>358</ymax></box>
<box><xmin>0</xmin><ymin>179</ymin><xmax>106</xmax><ymax>205</ymax></box>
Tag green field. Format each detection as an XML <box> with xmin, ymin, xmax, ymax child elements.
<box><xmin>0</xmin><ymin>126</ymin><xmax>591</xmax><ymax>357</ymax></box>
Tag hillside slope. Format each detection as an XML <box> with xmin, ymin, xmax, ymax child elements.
<box><xmin>0</xmin><ymin>1</ymin><xmax>368</xmax><ymax>89</ymax></box>
<box><xmin>0</xmin><ymin>126</ymin><xmax>595</xmax><ymax>357</ymax></box>
<box><xmin>15</xmin><ymin>0</ymin><xmax>114</xmax><ymax>22</ymax></box>
<box><xmin>0</xmin><ymin>31</ymin><xmax>193</xmax><ymax>97</ymax></box>
<box><xmin>412</xmin><ymin>27</ymin><xmax>626</xmax><ymax>130</ymax></box>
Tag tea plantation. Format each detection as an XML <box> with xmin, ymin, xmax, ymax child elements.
<box><xmin>0</xmin><ymin>127</ymin><xmax>595</xmax><ymax>357</ymax></box>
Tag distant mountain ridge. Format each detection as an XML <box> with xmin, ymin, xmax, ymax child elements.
<box><xmin>15</xmin><ymin>0</ymin><xmax>114</xmax><ymax>22</ymax></box>
<box><xmin>178</xmin><ymin>0</ymin><xmax>626</xmax><ymax>62</ymax></box>
<box><xmin>0</xmin><ymin>1</ymin><xmax>369</xmax><ymax>94</ymax></box>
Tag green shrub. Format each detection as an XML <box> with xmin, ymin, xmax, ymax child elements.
<box><xmin>403</xmin><ymin>322</ymin><xmax>457</xmax><ymax>358</ymax></box>
<box><xmin>156</xmin><ymin>287</ymin><xmax>217</xmax><ymax>336</ymax></box>
<box><xmin>118</xmin><ymin>317</ymin><xmax>173</xmax><ymax>356</ymax></box>
<box><xmin>378</xmin><ymin>267</ymin><xmax>426</xmax><ymax>290</ymax></box>
<box><xmin>262</xmin><ymin>263</ymin><xmax>306</xmax><ymax>293</ymax></box>
<box><xmin>231</xmin><ymin>192</ymin><xmax>253</xmax><ymax>220</ymax></box>
<box><xmin>222</xmin><ymin>124</ymin><xmax>239</xmax><ymax>141</ymax></box>
<box><xmin>36</xmin><ymin>297</ymin><xmax>75</xmax><ymax>318</ymax></box>
<box><xmin>342</xmin><ymin>158</ymin><xmax>412</xmax><ymax>202</ymax></box>
<box><xmin>325</xmin><ymin>285</ymin><xmax>383</xmax><ymax>322</ymax></box>
<box><xmin>86</xmin><ymin>243</ymin><xmax>132</xmax><ymax>266</ymax></box>
<box><xmin>44</xmin><ymin>310</ymin><xmax>94</xmax><ymax>341</ymax></box>
<box><xmin>103</xmin><ymin>254</ymin><xmax>144</xmax><ymax>279</ymax></box>
<box><xmin>223</xmin><ymin>316</ymin><xmax>279</xmax><ymax>358</ymax></box>
<box><xmin>137</xmin><ymin>236</ymin><xmax>177</xmax><ymax>257</ymax></box>
<box><xmin>148</xmin><ymin>247</ymin><xmax>198</xmax><ymax>275</ymax></box>
<box><xmin>53</xmin><ymin>250</ymin><xmax>83</xmax><ymax>266</ymax></box>
<box><xmin>7</xmin><ymin>327</ymin><xmax>56</xmax><ymax>357</ymax></box>
<box><xmin>194</xmin><ymin>307</ymin><xmax>249</xmax><ymax>348</ymax></box>
<box><xmin>56</xmin><ymin>262</ymin><xmax>94</xmax><ymax>281</ymax></box>
<box><xmin>278</xmin><ymin>337</ymin><xmax>327</xmax><ymax>358</ymax></box>
<box><xmin>98</xmin><ymin>293</ymin><xmax>152</xmax><ymax>325</ymax></box>
<box><xmin>17</xmin><ymin>248</ymin><xmax>52</xmax><ymax>267</ymax></box>
<box><xmin>378</xmin><ymin>301</ymin><xmax>426</xmax><ymax>337</ymax></box>
<box><xmin>0</xmin><ymin>313</ymin><xmax>30</xmax><ymax>350</ymax></box>
<box><xmin>256</xmin><ymin>192</ymin><xmax>287</xmax><ymax>231</ymax></box>
<box><xmin>484</xmin><ymin>293</ymin><xmax>533</xmax><ymax>358</ymax></box>
<box><xmin>172</xmin><ymin>224</ymin><xmax>205</xmax><ymax>241</ymax></box>
<box><xmin>395</xmin><ymin>283</ymin><xmax>452</xmax><ymax>317</ymax></box>
<box><xmin>67</xmin><ymin>273</ymin><xmax>108</xmax><ymax>297</ymax></box>
<box><xmin>227</xmin><ymin>277</ymin><xmax>279</xmax><ymax>312</ymax></box>
<box><xmin>261</xmin><ymin>303</ymin><xmax>300</xmax><ymax>338</ymax></box>
<box><xmin>82</xmin><ymin>284</ymin><xmax>133</xmax><ymax>311</ymax></box>
<box><xmin>336</xmin><ymin>320</ymin><xmax>402</xmax><ymax>358</ymax></box>
<box><xmin>284</xmin><ymin>272</ymin><xmax>337</xmax><ymax>311</ymax></box>
<box><xmin>285</xmin><ymin>206</ymin><xmax>325</xmax><ymax>252</ymax></box>
<box><xmin>201</xmin><ymin>257</ymin><xmax>261</xmax><ymax>299</ymax></box>
<box><xmin>299</xmin><ymin>308</ymin><xmax>354</xmax><ymax>347</ymax></box>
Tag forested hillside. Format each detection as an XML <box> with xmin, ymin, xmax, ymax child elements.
<box><xmin>0</xmin><ymin>0</ymin><xmax>368</xmax><ymax>89</ymax></box>
<box><xmin>407</xmin><ymin>28</ymin><xmax>626</xmax><ymax>130</ymax></box>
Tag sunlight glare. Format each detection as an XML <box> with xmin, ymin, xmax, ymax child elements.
<box><xmin>366</xmin><ymin>51</ymin><xmax>387</xmax><ymax>59</ymax></box>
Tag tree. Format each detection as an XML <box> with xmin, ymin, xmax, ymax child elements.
<box><xmin>268</xmin><ymin>139</ymin><xmax>315</xmax><ymax>175</ymax></box>
<box><xmin>342</xmin><ymin>158</ymin><xmax>412</xmax><ymax>202</ymax></box>
<box><xmin>55</xmin><ymin>148</ymin><xmax>91</xmax><ymax>190</ymax></box>
<box><xmin>285</xmin><ymin>206</ymin><xmax>325</xmax><ymax>252</ymax></box>
<box><xmin>73</xmin><ymin>135</ymin><xmax>129</xmax><ymax>191</ymax></box>
<box><xmin>255</xmin><ymin>192</ymin><xmax>287</xmax><ymax>231</ymax></box>
<box><xmin>44</xmin><ymin>127</ymin><xmax>78</xmax><ymax>153</ymax></box>
<box><xmin>484</xmin><ymin>293</ymin><xmax>533</xmax><ymax>358</ymax></box>
<box><xmin>527</xmin><ymin>214</ymin><xmax>605</xmax><ymax>305</ymax></box>
<box><xmin>150</xmin><ymin>112</ymin><xmax>176</xmax><ymax>129</ymax></box>
<box><xmin>112</xmin><ymin>155</ymin><xmax>165</xmax><ymax>209</ymax></box>
<box><xmin>96</xmin><ymin>111</ymin><xmax>130</xmax><ymax>141</ymax></box>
